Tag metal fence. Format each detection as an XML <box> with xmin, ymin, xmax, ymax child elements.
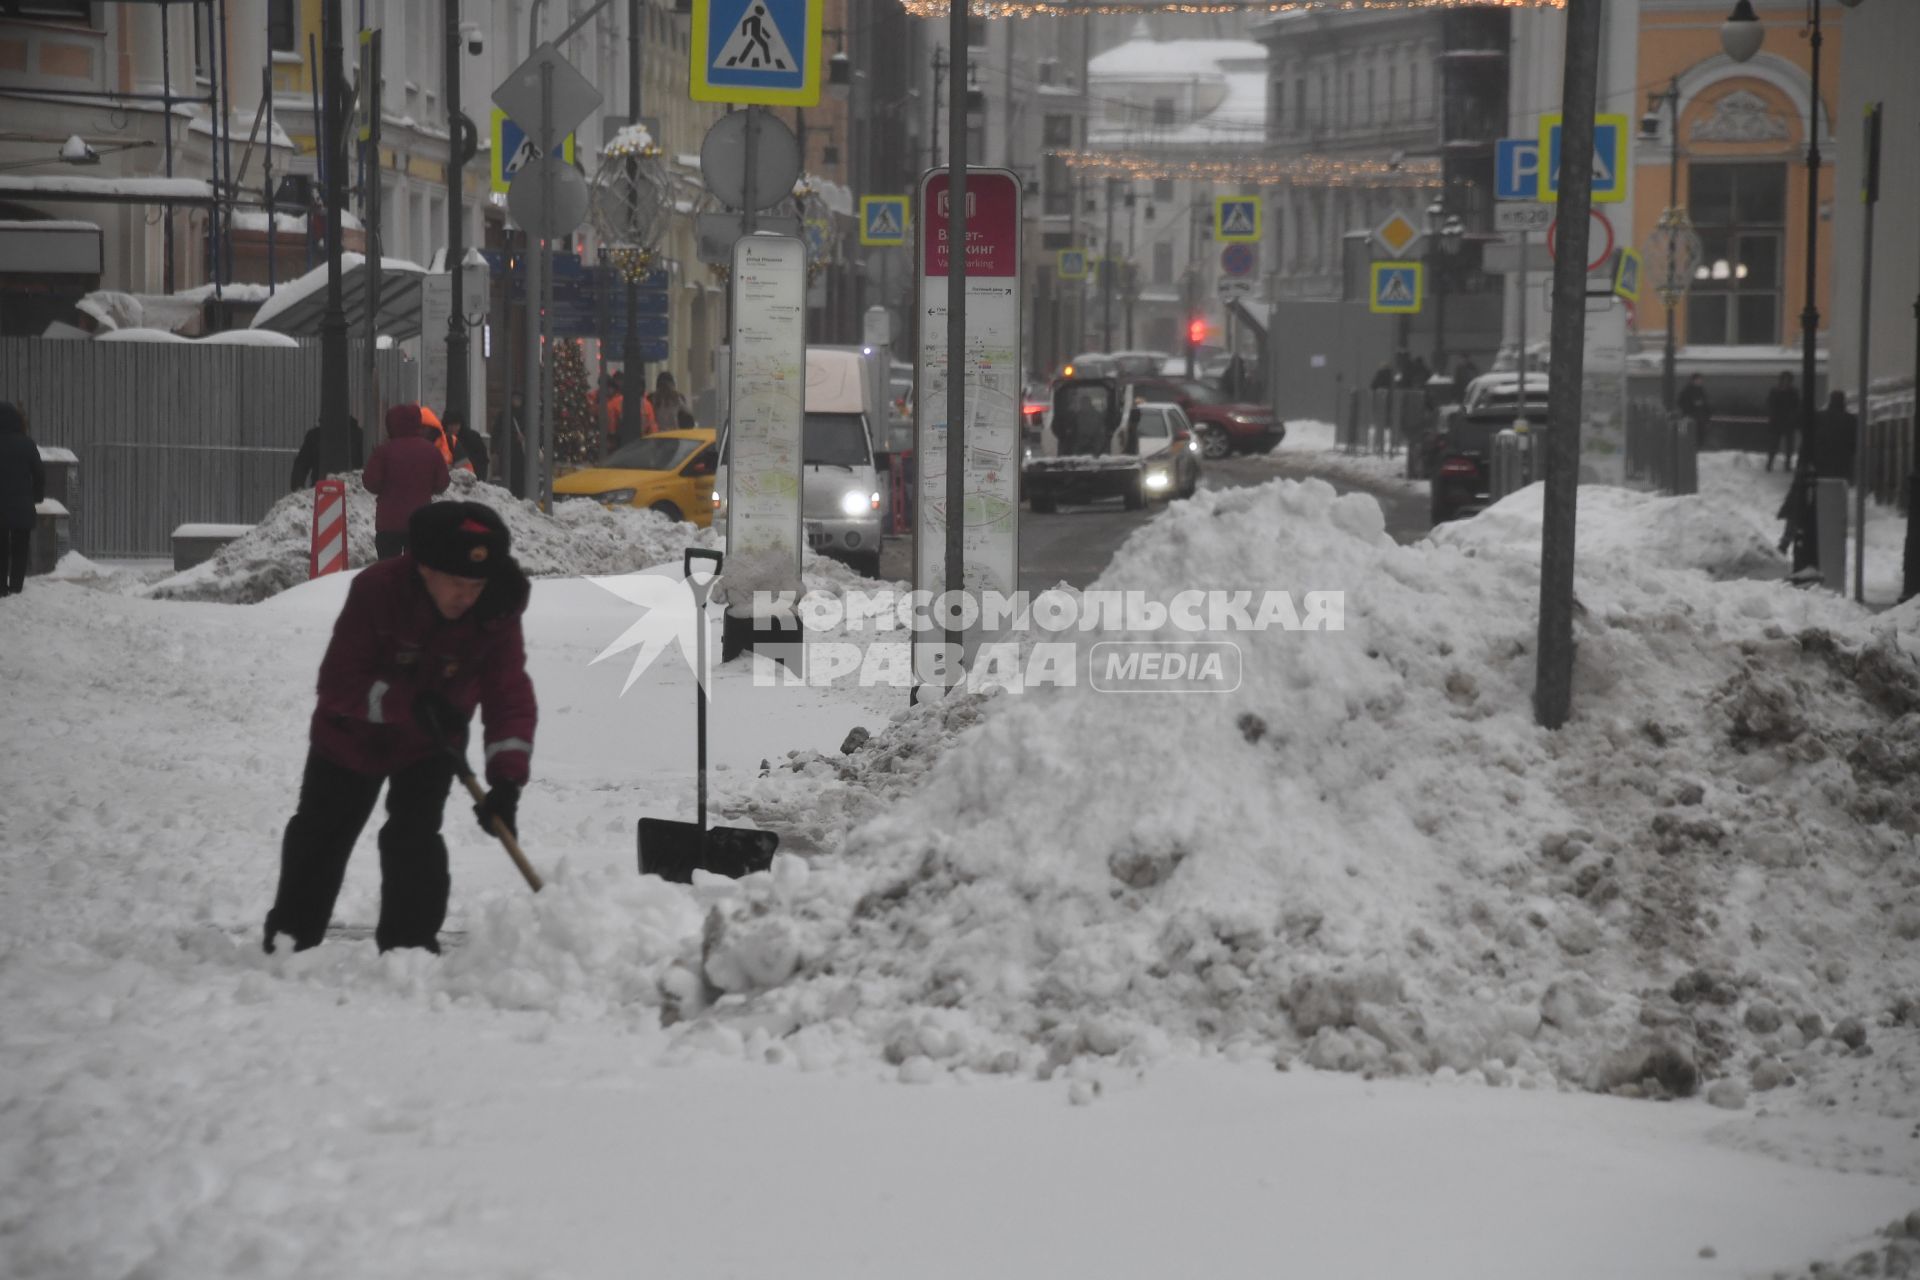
<box><xmin>1625</xmin><ymin>399</ymin><xmax>1699</xmax><ymax>496</ymax></box>
<box><xmin>0</xmin><ymin>338</ymin><xmax>415</xmax><ymax>557</ymax></box>
<box><xmin>1340</xmin><ymin>389</ymin><xmax>1433</xmax><ymax>472</ymax></box>
<box><xmin>1862</xmin><ymin>390</ymin><xmax>1915</xmax><ymax>515</ymax></box>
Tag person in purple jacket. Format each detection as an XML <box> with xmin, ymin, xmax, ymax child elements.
<box><xmin>362</xmin><ymin>404</ymin><xmax>449</xmax><ymax>559</ymax></box>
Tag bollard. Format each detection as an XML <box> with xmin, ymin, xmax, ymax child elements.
<box><xmin>1674</xmin><ymin>416</ymin><xmax>1698</xmax><ymax>496</ymax></box>
<box><xmin>309</xmin><ymin>478</ymin><xmax>348</xmax><ymax>578</ymax></box>
<box><xmin>1814</xmin><ymin>477</ymin><xmax>1847</xmax><ymax>591</ymax></box>
<box><xmin>1490</xmin><ymin>429</ymin><xmax>1524</xmax><ymax>503</ymax></box>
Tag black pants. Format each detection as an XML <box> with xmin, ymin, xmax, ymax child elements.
<box><xmin>1</xmin><ymin>527</ymin><xmax>29</xmax><ymax>595</ymax></box>
<box><xmin>1765</xmin><ymin>430</ymin><xmax>1795</xmax><ymax>472</ymax></box>
<box><xmin>374</xmin><ymin>530</ymin><xmax>408</xmax><ymax>560</ymax></box>
<box><xmin>265</xmin><ymin>749</ymin><xmax>455</xmax><ymax>952</ymax></box>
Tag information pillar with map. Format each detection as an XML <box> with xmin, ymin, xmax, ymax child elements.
<box><xmin>915</xmin><ymin>168</ymin><xmax>1023</xmax><ymax>677</ymax></box>
<box><xmin>724</xmin><ymin>234</ymin><xmax>807</xmax><ymax>610</ymax></box>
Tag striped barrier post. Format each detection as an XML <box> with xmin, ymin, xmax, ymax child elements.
<box><xmin>310</xmin><ymin>478</ymin><xmax>348</xmax><ymax>578</ymax></box>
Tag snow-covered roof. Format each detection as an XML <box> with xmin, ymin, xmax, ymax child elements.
<box><xmin>189</xmin><ymin>111</ymin><xmax>295</xmax><ymax>152</ymax></box>
<box><xmin>173</xmin><ymin>281</ymin><xmax>274</xmax><ymax>305</ymax></box>
<box><xmin>251</xmin><ymin>252</ymin><xmax>429</xmax><ymax>338</ymax></box>
<box><xmin>198</xmin><ymin>329</ymin><xmax>301</xmax><ymax>348</ymax></box>
<box><xmin>1088</xmin><ymin>37</ymin><xmax>1269</xmax><ymax>148</ymax></box>
<box><xmin>1089</xmin><ymin>36</ymin><xmax>1267</xmax><ymax>82</ymax></box>
<box><xmin>95</xmin><ymin>327</ymin><xmax>192</xmax><ymax>344</ymax></box>
<box><xmin>0</xmin><ymin>174</ymin><xmax>216</xmax><ymax>202</ymax></box>
<box><xmin>0</xmin><ymin>219</ymin><xmax>101</xmax><ymax>233</ymax></box>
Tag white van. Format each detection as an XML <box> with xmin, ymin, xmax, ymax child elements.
<box><xmin>714</xmin><ymin>346</ymin><xmax>884</xmax><ymax>578</ymax></box>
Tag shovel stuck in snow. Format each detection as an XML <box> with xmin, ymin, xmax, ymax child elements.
<box><xmin>638</xmin><ymin>549</ymin><xmax>780</xmax><ymax>884</ymax></box>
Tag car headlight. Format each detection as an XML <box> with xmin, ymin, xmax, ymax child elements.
<box><xmin>840</xmin><ymin>490</ymin><xmax>870</xmax><ymax>516</ymax></box>
<box><xmin>1145</xmin><ymin>469</ymin><xmax>1171</xmax><ymax>490</ymax></box>
<box><xmin>596</xmin><ymin>488</ymin><xmax>637</xmax><ymax>505</ymax></box>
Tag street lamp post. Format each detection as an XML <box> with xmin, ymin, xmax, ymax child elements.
<box><xmin>1643</xmin><ymin>77</ymin><xmax>1700</xmax><ymax>413</ymax></box>
<box><xmin>1723</xmin><ymin>0</ymin><xmax>1866</xmax><ymax>574</ymax></box>
<box><xmin>1425</xmin><ymin>199</ymin><xmax>1464</xmax><ymax>373</ymax></box>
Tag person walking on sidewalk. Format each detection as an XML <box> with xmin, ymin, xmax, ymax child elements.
<box><xmin>289</xmin><ymin>417</ymin><xmax>365</xmax><ymax>490</ymax></box>
<box><xmin>0</xmin><ymin>402</ymin><xmax>45</xmax><ymax>596</ymax></box>
<box><xmin>363</xmin><ymin>404</ymin><xmax>450</xmax><ymax>559</ymax></box>
<box><xmin>263</xmin><ymin>501</ymin><xmax>537</xmax><ymax>954</ymax></box>
<box><xmin>1764</xmin><ymin>372</ymin><xmax>1798</xmax><ymax>472</ymax></box>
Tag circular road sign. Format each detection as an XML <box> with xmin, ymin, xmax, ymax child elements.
<box><xmin>1220</xmin><ymin>242</ymin><xmax>1257</xmax><ymax>277</ymax></box>
<box><xmin>1547</xmin><ymin>208</ymin><xmax>1615</xmax><ymax>274</ymax></box>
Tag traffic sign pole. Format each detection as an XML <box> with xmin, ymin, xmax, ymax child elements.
<box><xmin>541</xmin><ymin>57</ymin><xmax>555</xmax><ymax>509</ymax></box>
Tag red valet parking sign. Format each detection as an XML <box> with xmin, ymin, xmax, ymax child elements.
<box><xmin>922</xmin><ymin>171</ymin><xmax>1021</xmax><ymax>277</ymax></box>
<box><xmin>914</xmin><ymin>167</ymin><xmax>1023</xmax><ymax>680</ymax></box>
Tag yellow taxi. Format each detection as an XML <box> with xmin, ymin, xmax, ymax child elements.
<box><xmin>552</xmin><ymin>428</ymin><xmax>718</xmax><ymax>526</ymax></box>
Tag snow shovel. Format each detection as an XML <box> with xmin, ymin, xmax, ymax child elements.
<box><xmin>421</xmin><ymin>702</ymin><xmax>545</xmax><ymax>893</ymax></box>
<box><xmin>637</xmin><ymin>548</ymin><xmax>780</xmax><ymax>884</ymax></box>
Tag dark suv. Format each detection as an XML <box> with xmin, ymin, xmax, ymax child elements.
<box><xmin>1125</xmin><ymin>376</ymin><xmax>1281</xmax><ymax>459</ymax></box>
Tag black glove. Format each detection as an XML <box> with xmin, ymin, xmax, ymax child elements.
<box><xmin>474</xmin><ymin>781</ymin><xmax>521</xmax><ymax>838</ymax></box>
<box><xmin>413</xmin><ymin>690</ymin><xmax>461</xmax><ymax>737</ymax></box>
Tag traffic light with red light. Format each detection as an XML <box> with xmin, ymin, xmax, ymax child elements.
<box><xmin>1187</xmin><ymin>315</ymin><xmax>1209</xmax><ymax>348</ymax></box>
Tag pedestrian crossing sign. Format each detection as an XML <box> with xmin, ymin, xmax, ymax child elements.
<box><xmin>1214</xmin><ymin>196</ymin><xmax>1261</xmax><ymax>243</ymax></box>
<box><xmin>691</xmin><ymin>0</ymin><xmax>821</xmax><ymax>107</ymax></box>
<box><xmin>860</xmin><ymin>195</ymin><xmax>908</xmax><ymax>246</ymax></box>
<box><xmin>1612</xmin><ymin>246</ymin><xmax>1643</xmax><ymax>303</ymax></box>
<box><xmin>1058</xmin><ymin>248</ymin><xmax>1087</xmax><ymax>280</ymax></box>
<box><xmin>1370</xmin><ymin>261</ymin><xmax>1423</xmax><ymax>314</ymax></box>
<box><xmin>490</xmin><ymin>109</ymin><xmax>575</xmax><ymax>195</ymax></box>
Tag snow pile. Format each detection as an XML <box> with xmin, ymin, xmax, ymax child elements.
<box><xmin>655</xmin><ymin>478</ymin><xmax>1920</xmax><ymax>1095</ymax></box>
<box><xmin>145</xmin><ymin>471</ymin><xmax>717</xmax><ymax>604</ymax></box>
<box><xmin>1429</xmin><ymin>481</ymin><xmax>1788</xmax><ymax>581</ymax></box>
<box><xmin>1275</xmin><ymin>418</ymin><xmax>1421</xmax><ymax>491</ymax></box>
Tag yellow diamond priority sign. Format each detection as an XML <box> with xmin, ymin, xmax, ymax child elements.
<box><xmin>1374</xmin><ymin>211</ymin><xmax>1421</xmax><ymax>258</ymax></box>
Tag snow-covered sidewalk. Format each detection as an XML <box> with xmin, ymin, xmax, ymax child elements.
<box><xmin>4</xmin><ymin>474</ymin><xmax>1920</xmax><ymax>1278</ymax></box>
<box><xmin>1266</xmin><ymin>417</ymin><xmax>1425</xmax><ymax>493</ymax></box>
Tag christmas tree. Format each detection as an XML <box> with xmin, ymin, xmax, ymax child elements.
<box><xmin>552</xmin><ymin>338</ymin><xmax>596</xmax><ymax>466</ymax></box>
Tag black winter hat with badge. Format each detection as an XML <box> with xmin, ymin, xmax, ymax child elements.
<box><xmin>409</xmin><ymin>501</ymin><xmax>512</xmax><ymax>579</ymax></box>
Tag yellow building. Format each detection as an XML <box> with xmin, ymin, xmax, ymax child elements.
<box><xmin>1633</xmin><ymin>2</ymin><xmax>1845</xmax><ymax>356</ymax></box>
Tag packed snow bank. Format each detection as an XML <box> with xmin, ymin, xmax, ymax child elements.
<box><xmin>1429</xmin><ymin>481</ymin><xmax>1789</xmax><ymax>581</ymax></box>
<box><xmin>1273</xmin><ymin>417</ymin><xmax>1422</xmax><ymax>492</ymax></box>
<box><xmin>145</xmin><ymin>471</ymin><xmax>719</xmax><ymax>604</ymax></box>
<box><xmin>645</xmin><ymin>477</ymin><xmax>1920</xmax><ymax>1100</ymax></box>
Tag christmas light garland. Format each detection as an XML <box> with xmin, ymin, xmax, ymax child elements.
<box><xmin>900</xmin><ymin>0</ymin><xmax>1563</xmax><ymax>17</ymax></box>
<box><xmin>1058</xmin><ymin>149</ymin><xmax>1443</xmax><ymax>187</ymax></box>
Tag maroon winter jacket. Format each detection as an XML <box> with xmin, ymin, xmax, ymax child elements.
<box><xmin>309</xmin><ymin>554</ymin><xmax>538</xmax><ymax>785</ymax></box>
<box><xmin>363</xmin><ymin>404</ymin><xmax>450</xmax><ymax>533</ymax></box>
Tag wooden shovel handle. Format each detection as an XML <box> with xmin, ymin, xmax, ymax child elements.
<box><xmin>455</xmin><ymin>768</ymin><xmax>544</xmax><ymax>893</ymax></box>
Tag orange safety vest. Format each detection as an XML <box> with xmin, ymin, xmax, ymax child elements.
<box><xmin>418</xmin><ymin>406</ymin><xmax>454</xmax><ymax>465</ymax></box>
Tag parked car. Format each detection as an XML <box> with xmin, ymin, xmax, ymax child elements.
<box><xmin>713</xmin><ymin>347</ymin><xmax>885</xmax><ymax>577</ymax></box>
<box><xmin>1462</xmin><ymin>373</ymin><xmax>1550</xmax><ymax>415</ymax></box>
<box><xmin>1109</xmin><ymin>349</ymin><xmax>1171</xmax><ymax>378</ymax></box>
<box><xmin>1427</xmin><ymin>407</ymin><xmax>1542</xmax><ymax>526</ymax></box>
<box><xmin>1126</xmin><ymin>375</ymin><xmax>1282</xmax><ymax>459</ymax></box>
<box><xmin>1134</xmin><ymin>402</ymin><xmax>1201</xmax><ymax>500</ymax></box>
<box><xmin>553</xmin><ymin>429</ymin><xmax>718</xmax><ymax>525</ymax></box>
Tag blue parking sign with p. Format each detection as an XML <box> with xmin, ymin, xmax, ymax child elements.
<box><xmin>1496</xmin><ymin>138</ymin><xmax>1540</xmax><ymax>201</ymax></box>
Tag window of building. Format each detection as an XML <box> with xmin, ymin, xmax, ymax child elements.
<box><xmin>268</xmin><ymin>0</ymin><xmax>296</xmax><ymax>52</ymax></box>
<box><xmin>1153</xmin><ymin>241</ymin><xmax>1173</xmax><ymax>286</ymax></box>
<box><xmin>192</xmin><ymin>7</ymin><xmax>212</xmax><ymax>82</ymax></box>
<box><xmin>1295</xmin><ymin>80</ymin><xmax>1307</xmax><ymax>135</ymax></box>
<box><xmin>968</xmin><ymin>16</ymin><xmax>988</xmax><ymax>49</ymax></box>
<box><xmin>1043</xmin><ymin>153</ymin><xmax>1071</xmax><ymax>217</ymax></box>
<box><xmin>1344</xmin><ymin>72</ymin><xmax>1354</xmax><ymax>129</ymax></box>
<box><xmin>1271</xmin><ymin>80</ymin><xmax>1284</xmax><ymax>133</ymax></box>
<box><xmin>1152</xmin><ymin>97</ymin><xmax>1175</xmax><ymax>128</ymax></box>
<box><xmin>1043</xmin><ymin>113</ymin><xmax>1073</xmax><ymax>148</ymax></box>
<box><xmin>1409</xmin><ymin>64</ymin><xmax>1420</xmax><ymax>120</ymax></box>
<box><xmin>0</xmin><ymin>2</ymin><xmax>92</xmax><ymax>20</ymax></box>
<box><xmin>1687</xmin><ymin>163</ymin><xmax>1786</xmax><ymax>346</ymax></box>
<box><xmin>1152</xmin><ymin>178</ymin><xmax>1174</xmax><ymax>201</ymax></box>
<box><xmin>1365</xmin><ymin>68</ymin><xmax>1376</xmax><ymax>125</ymax></box>
<box><xmin>1389</xmin><ymin>65</ymin><xmax>1398</xmax><ymax>123</ymax></box>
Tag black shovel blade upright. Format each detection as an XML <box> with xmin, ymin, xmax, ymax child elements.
<box><xmin>638</xmin><ymin>818</ymin><xmax>779</xmax><ymax>884</ymax></box>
